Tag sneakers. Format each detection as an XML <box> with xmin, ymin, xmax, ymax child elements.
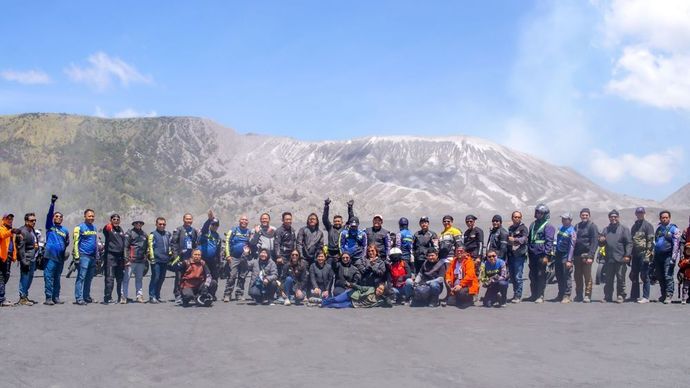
<box><xmin>1</xmin><ymin>300</ymin><xmax>14</xmax><ymax>307</ymax></box>
<box><xmin>663</xmin><ymin>298</ymin><xmax>671</xmax><ymax>305</ymax></box>
<box><xmin>637</xmin><ymin>298</ymin><xmax>649</xmax><ymax>304</ymax></box>
<box><xmin>148</xmin><ymin>298</ymin><xmax>159</xmax><ymax>304</ymax></box>
<box><xmin>223</xmin><ymin>295</ymin><xmax>230</xmax><ymax>303</ymax></box>
<box><xmin>511</xmin><ymin>298</ymin><xmax>521</xmax><ymax>304</ymax></box>
<box><xmin>583</xmin><ymin>296</ymin><xmax>591</xmax><ymax>303</ymax></box>
<box><xmin>136</xmin><ymin>295</ymin><xmax>145</xmax><ymax>303</ymax></box>
<box><xmin>19</xmin><ymin>297</ymin><xmax>33</xmax><ymax>306</ymax></box>
<box><xmin>534</xmin><ymin>297</ymin><xmax>544</xmax><ymax>304</ymax></box>
<box><xmin>284</xmin><ymin>298</ymin><xmax>291</xmax><ymax>306</ymax></box>
<box><xmin>84</xmin><ymin>298</ymin><xmax>94</xmax><ymax>304</ymax></box>
<box><xmin>573</xmin><ymin>296</ymin><xmax>583</xmax><ymax>303</ymax></box>
<box><xmin>53</xmin><ymin>299</ymin><xmax>65</xmax><ymax>305</ymax></box>
<box><xmin>561</xmin><ymin>296</ymin><xmax>571</xmax><ymax>304</ymax></box>
<box><xmin>74</xmin><ymin>300</ymin><xmax>87</xmax><ymax>306</ymax></box>
<box><xmin>681</xmin><ymin>300</ymin><xmax>686</xmax><ymax>305</ymax></box>
<box><xmin>119</xmin><ymin>297</ymin><xmax>127</xmax><ymax>304</ymax></box>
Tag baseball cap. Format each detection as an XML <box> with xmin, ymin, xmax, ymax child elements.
<box><xmin>373</xmin><ymin>214</ymin><xmax>383</xmax><ymax>221</ymax></box>
<box><xmin>560</xmin><ymin>213</ymin><xmax>572</xmax><ymax>220</ymax></box>
<box><xmin>2</xmin><ymin>213</ymin><xmax>14</xmax><ymax>219</ymax></box>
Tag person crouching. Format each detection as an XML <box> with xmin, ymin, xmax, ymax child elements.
<box><xmin>175</xmin><ymin>249</ymin><xmax>217</xmax><ymax>307</ymax></box>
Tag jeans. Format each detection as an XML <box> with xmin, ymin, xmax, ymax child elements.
<box><xmin>528</xmin><ymin>257</ymin><xmax>547</xmax><ymax>299</ymax></box>
<box><xmin>0</xmin><ymin>259</ymin><xmax>11</xmax><ymax>302</ymax></box>
<box><xmin>390</xmin><ymin>279</ymin><xmax>414</xmax><ymax>302</ymax></box>
<box><xmin>74</xmin><ymin>255</ymin><xmax>96</xmax><ymax>302</ymax></box>
<box><xmin>18</xmin><ymin>260</ymin><xmax>36</xmax><ymax>298</ymax></box>
<box><xmin>283</xmin><ymin>276</ymin><xmax>305</xmax><ymax>301</ymax></box>
<box><xmin>554</xmin><ymin>254</ymin><xmax>573</xmax><ymax>298</ymax></box>
<box><xmin>629</xmin><ymin>255</ymin><xmax>650</xmax><ymax>300</ymax></box>
<box><xmin>104</xmin><ymin>253</ymin><xmax>125</xmax><ymax>302</ymax></box>
<box><xmin>654</xmin><ymin>253</ymin><xmax>675</xmax><ymax>299</ymax></box>
<box><xmin>122</xmin><ymin>262</ymin><xmax>146</xmax><ymax>299</ymax></box>
<box><xmin>508</xmin><ymin>254</ymin><xmax>526</xmax><ymax>299</ymax></box>
<box><xmin>149</xmin><ymin>262</ymin><xmax>167</xmax><ymax>300</ymax></box>
<box><xmin>573</xmin><ymin>256</ymin><xmax>593</xmax><ymax>298</ymax></box>
<box><xmin>44</xmin><ymin>259</ymin><xmax>65</xmax><ymax>301</ymax></box>
<box><xmin>249</xmin><ymin>280</ymin><xmax>277</xmax><ymax>303</ymax></box>
<box><xmin>322</xmin><ymin>289</ymin><xmax>353</xmax><ymax>308</ymax></box>
<box><xmin>603</xmin><ymin>261</ymin><xmax>627</xmax><ymax>300</ymax></box>
<box><xmin>483</xmin><ymin>280</ymin><xmax>509</xmax><ymax>306</ymax></box>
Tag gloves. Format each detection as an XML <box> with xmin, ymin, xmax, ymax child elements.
<box><xmin>347</xmin><ymin>199</ymin><xmax>354</xmax><ymax>207</ymax></box>
<box><xmin>51</xmin><ymin>194</ymin><xmax>58</xmax><ymax>203</ymax></box>
<box><xmin>324</xmin><ymin>198</ymin><xmax>331</xmax><ymax>206</ymax></box>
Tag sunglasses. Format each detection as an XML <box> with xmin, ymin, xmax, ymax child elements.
<box><xmin>487</xmin><ymin>254</ymin><xmax>497</xmax><ymax>258</ymax></box>
<box><xmin>28</xmin><ymin>219</ymin><xmax>37</xmax><ymax>222</ymax></box>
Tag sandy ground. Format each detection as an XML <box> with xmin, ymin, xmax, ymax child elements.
<box><xmin>1</xmin><ymin>267</ymin><xmax>689</xmax><ymax>388</ymax></box>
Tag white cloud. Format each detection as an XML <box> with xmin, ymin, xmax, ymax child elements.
<box><xmin>601</xmin><ymin>0</ymin><xmax>690</xmax><ymax>110</ymax></box>
<box><xmin>94</xmin><ymin>106</ymin><xmax>157</xmax><ymax>118</ymax></box>
<box><xmin>1</xmin><ymin>69</ymin><xmax>52</xmax><ymax>84</ymax></box>
<box><xmin>65</xmin><ymin>52</ymin><xmax>152</xmax><ymax>91</ymax></box>
<box><xmin>590</xmin><ymin>148</ymin><xmax>684</xmax><ymax>184</ymax></box>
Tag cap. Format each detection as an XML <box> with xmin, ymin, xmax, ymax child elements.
<box><xmin>419</xmin><ymin>216</ymin><xmax>430</xmax><ymax>224</ymax></box>
<box><xmin>442</xmin><ymin>215</ymin><xmax>453</xmax><ymax>222</ymax></box>
<box><xmin>491</xmin><ymin>215</ymin><xmax>502</xmax><ymax>222</ymax></box>
<box><xmin>465</xmin><ymin>215</ymin><xmax>477</xmax><ymax>222</ymax></box>
<box><xmin>580</xmin><ymin>208</ymin><xmax>591</xmax><ymax>215</ymax></box>
<box><xmin>560</xmin><ymin>213</ymin><xmax>572</xmax><ymax>220</ymax></box>
<box><xmin>349</xmin><ymin>217</ymin><xmax>360</xmax><ymax>227</ymax></box>
<box><xmin>132</xmin><ymin>220</ymin><xmax>145</xmax><ymax>226</ymax></box>
<box><xmin>2</xmin><ymin>213</ymin><xmax>14</xmax><ymax>219</ymax></box>
<box><xmin>373</xmin><ymin>214</ymin><xmax>383</xmax><ymax>221</ymax></box>
<box><xmin>608</xmin><ymin>209</ymin><xmax>619</xmax><ymax>217</ymax></box>
<box><xmin>635</xmin><ymin>207</ymin><xmax>645</xmax><ymax>214</ymax></box>
<box><xmin>110</xmin><ymin>213</ymin><xmax>120</xmax><ymax>220</ymax></box>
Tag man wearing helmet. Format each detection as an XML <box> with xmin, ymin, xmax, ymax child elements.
<box><xmin>527</xmin><ymin>204</ymin><xmax>556</xmax><ymax>303</ymax></box>
<box><xmin>395</xmin><ymin>217</ymin><xmax>414</xmax><ymax>274</ymax></box>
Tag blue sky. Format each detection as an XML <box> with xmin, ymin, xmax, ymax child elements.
<box><xmin>1</xmin><ymin>0</ymin><xmax>688</xmax><ymax>201</ymax></box>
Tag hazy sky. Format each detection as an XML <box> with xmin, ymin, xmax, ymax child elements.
<box><xmin>1</xmin><ymin>0</ymin><xmax>688</xmax><ymax>201</ymax></box>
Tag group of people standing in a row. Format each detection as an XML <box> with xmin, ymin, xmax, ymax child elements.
<box><xmin>1</xmin><ymin>196</ymin><xmax>688</xmax><ymax>309</ymax></box>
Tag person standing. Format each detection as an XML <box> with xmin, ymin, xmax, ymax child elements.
<box><xmin>365</xmin><ymin>215</ymin><xmax>391</xmax><ymax>260</ymax></box>
<box><xmin>223</xmin><ymin>214</ymin><xmax>253</xmax><ymax>302</ymax></box>
<box><xmin>73</xmin><ymin>209</ymin><xmax>98</xmax><ymax>305</ymax></box>
<box><xmin>653</xmin><ymin>210</ymin><xmax>681</xmax><ymax>304</ymax></box>
<box><xmin>43</xmin><ymin>195</ymin><xmax>69</xmax><ymax>305</ymax></box>
<box><xmin>438</xmin><ymin>215</ymin><xmax>462</xmax><ymax>264</ymax></box>
<box><xmin>412</xmin><ymin>216</ymin><xmax>438</xmax><ymax>274</ymax></box>
<box><xmin>102</xmin><ymin>214</ymin><xmax>126</xmax><ymax>304</ymax></box>
<box><xmin>16</xmin><ymin>213</ymin><xmax>39</xmax><ymax>305</ymax></box>
<box><xmin>123</xmin><ymin>220</ymin><xmax>148</xmax><ymax>303</ymax></box>
<box><xmin>601</xmin><ymin>210</ymin><xmax>632</xmax><ymax>303</ymax></box>
<box><xmin>339</xmin><ymin>217</ymin><xmax>367</xmax><ymax>264</ymax></box>
<box><xmin>573</xmin><ymin>208</ymin><xmax>598</xmax><ymax>303</ymax></box>
<box><xmin>0</xmin><ymin>214</ymin><xmax>20</xmax><ymax>307</ymax></box>
<box><xmin>147</xmin><ymin>217</ymin><xmax>171</xmax><ymax>303</ymax></box>
<box><xmin>274</xmin><ymin>212</ymin><xmax>297</xmax><ymax>283</ymax></box>
<box><xmin>487</xmin><ymin>215</ymin><xmax>509</xmax><ymax>261</ymax></box>
<box><xmin>322</xmin><ymin>198</ymin><xmax>354</xmax><ymax>265</ymax></box>
<box><xmin>527</xmin><ymin>204</ymin><xmax>555</xmax><ymax>303</ymax></box>
<box><xmin>464</xmin><ymin>215</ymin><xmax>484</xmax><ymax>267</ymax></box>
<box><xmin>553</xmin><ymin>213</ymin><xmax>576</xmax><ymax>303</ymax></box>
<box><xmin>629</xmin><ymin>207</ymin><xmax>654</xmax><ymax>303</ymax></box>
<box><xmin>170</xmin><ymin>213</ymin><xmax>198</xmax><ymax>304</ymax></box>
<box><xmin>395</xmin><ymin>217</ymin><xmax>415</xmax><ymax>274</ymax></box>
<box><xmin>296</xmin><ymin>212</ymin><xmax>324</xmax><ymax>268</ymax></box>
<box><xmin>507</xmin><ymin>211</ymin><xmax>528</xmax><ymax>303</ymax></box>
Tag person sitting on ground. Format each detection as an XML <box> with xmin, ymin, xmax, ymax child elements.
<box><xmin>175</xmin><ymin>249</ymin><xmax>217</xmax><ymax>307</ymax></box>
<box><xmin>678</xmin><ymin>243</ymin><xmax>690</xmax><ymax>305</ymax></box>
<box><xmin>358</xmin><ymin>244</ymin><xmax>387</xmax><ymax>288</ymax></box>
<box><xmin>480</xmin><ymin>249</ymin><xmax>509</xmax><ymax>307</ymax></box>
<box><xmin>321</xmin><ymin>282</ymin><xmax>391</xmax><ymax>309</ymax></box>
<box><xmin>333</xmin><ymin>252</ymin><xmax>361</xmax><ymax>296</ymax></box>
<box><xmin>387</xmin><ymin>247</ymin><xmax>413</xmax><ymax>304</ymax></box>
<box><xmin>248</xmin><ymin>248</ymin><xmax>279</xmax><ymax>305</ymax></box>
<box><xmin>444</xmin><ymin>246</ymin><xmax>478</xmax><ymax>308</ymax></box>
<box><xmin>281</xmin><ymin>249</ymin><xmax>308</xmax><ymax>306</ymax></box>
<box><xmin>309</xmin><ymin>251</ymin><xmax>333</xmax><ymax>304</ymax></box>
<box><xmin>411</xmin><ymin>248</ymin><xmax>447</xmax><ymax>307</ymax></box>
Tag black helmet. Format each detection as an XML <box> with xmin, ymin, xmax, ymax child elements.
<box><xmin>535</xmin><ymin>203</ymin><xmax>550</xmax><ymax>219</ymax></box>
<box><xmin>196</xmin><ymin>293</ymin><xmax>213</xmax><ymax>307</ymax></box>
<box><xmin>398</xmin><ymin>217</ymin><xmax>409</xmax><ymax>227</ymax></box>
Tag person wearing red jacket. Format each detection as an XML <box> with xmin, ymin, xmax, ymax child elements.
<box><xmin>445</xmin><ymin>246</ymin><xmax>479</xmax><ymax>308</ymax></box>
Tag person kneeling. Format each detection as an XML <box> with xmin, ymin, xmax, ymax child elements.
<box><xmin>321</xmin><ymin>282</ymin><xmax>390</xmax><ymax>308</ymax></box>
<box><xmin>248</xmin><ymin>248</ymin><xmax>279</xmax><ymax>305</ymax></box>
<box><xmin>445</xmin><ymin>246</ymin><xmax>478</xmax><ymax>308</ymax></box>
<box><xmin>480</xmin><ymin>249</ymin><xmax>509</xmax><ymax>307</ymax></box>
<box><xmin>177</xmin><ymin>249</ymin><xmax>217</xmax><ymax>307</ymax></box>
<box><xmin>411</xmin><ymin>248</ymin><xmax>447</xmax><ymax>307</ymax></box>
